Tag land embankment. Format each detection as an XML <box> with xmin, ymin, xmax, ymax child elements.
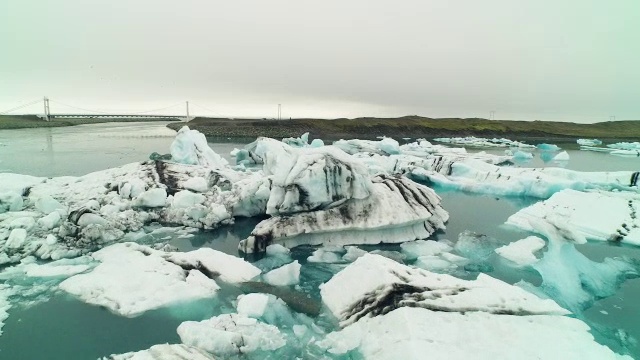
<box><xmin>0</xmin><ymin>115</ymin><xmax>172</xmax><ymax>130</ymax></box>
<box><xmin>167</xmin><ymin>116</ymin><xmax>640</xmax><ymax>142</ymax></box>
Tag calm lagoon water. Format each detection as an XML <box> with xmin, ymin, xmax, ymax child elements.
<box><xmin>1</xmin><ymin>123</ymin><xmax>640</xmax><ymax>359</ymax></box>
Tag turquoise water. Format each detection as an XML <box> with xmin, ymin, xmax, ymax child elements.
<box><xmin>1</xmin><ymin>123</ymin><xmax>640</xmax><ymax>358</ymax></box>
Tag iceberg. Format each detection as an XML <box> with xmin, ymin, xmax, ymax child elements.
<box><xmin>495</xmin><ymin>236</ymin><xmax>546</xmax><ymax>267</ymax></box>
<box><xmin>317</xmin><ymin>253</ymin><xmax>630</xmax><ymax>359</ymax></box>
<box><xmin>59</xmin><ymin>243</ymin><xmax>260</xmax><ymax>317</ymax></box>
<box><xmin>263</xmin><ymin>260</ymin><xmax>301</xmax><ymax>286</ymax></box>
<box><xmin>333</xmin><ymin>138</ymin><xmax>401</xmax><ymax>155</ymax></box>
<box><xmin>320</xmin><ymin>254</ymin><xmax>567</xmax><ymax>327</ymax></box>
<box><xmin>102</xmin><ymin>344</ymin><xmax>215</xmax><ymax>360</ymax></box>
<box><xmin>507</xmin><ymin>217</ymin><xmax>637</xmax><ymax>313</ymax></box>
<box><xmin>433</xmin><ymin>136</ymin><xmax>534</xmax><ymax>148</ymax></box>
<box><xmin>240</xmin><ymin>175</ymin><xmax>448</xmax><ymax>253</ymax></box>
<box><xmin>578</xmin><ymin>139</ymin><xmax>603</xmax><ymax>146</ymax></box>
<box><xmin>170</xmin><ymin>126</ymin><xmax>229</xmax><ymax>168</ymax></box>
<box><xmin>553</xmin><ymin>150</ymin><xmax>570</xmax><ymax>161</ymax></box>
<box><xmin>318</xmin><ymin>307</ymin><xmax>630</xmax><ymax>360</ymax></box>
<box><xmin>506</xmin><ymin>189</ymin><xmax>640</xmax><ymax>245</ymax></box>
<box><xmin>177</xmin><ymin>313</ymin><xmax>286</xmax><ymax>356</ymax></box>
<box><xmin>537</xmin><ymin>143</ymin><xmax>561</xmax><ymax>152</ymax></box>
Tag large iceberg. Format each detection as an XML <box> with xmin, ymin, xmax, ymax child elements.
<box><xmin>240</xmin><ymin>175</ymin><xmax>448</xmax><ymax>253</ymax></box>
<box><xmin>317</xmin><ymin>254</ymin><xmax>628</xmax><ymax>359</ymax></box>
<box><xmin>170</xmin><ymin>126</ymin><xmax>229</xmax><ymax>168</ymax></box>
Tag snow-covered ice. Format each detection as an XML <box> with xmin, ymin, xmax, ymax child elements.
<box><xmin>177</xmin><ymin>313</ymin><xmax>286</xmax><ymax>356</ymax></box>
<box><xmin>318</xmin><ymin>306</ymin><xmax>630</xmax><ymax>360</ymax></box>
<box><xmin>263</xmin><ymin>260</ymin><xmax>301</xmax><ymax>286</ymax></box>
<box><xmin>506</xmin><ymin>189</ymin><xmax>640</xmax><ymax>245</ymax></box>
<box><xmin>102</xmin><ymin>344</ymin><xmax>215</xmax><ymax>360</ymax></box>
<box><xmin>320</xmin><ymin>254</ymin><xmax>568</xmax><ymax>326</ymax></box>
<box><xmin>495</xmin><ymin>236</ymin><xmax>546</xmax><ymax>266</ymax></box>
<box><xmin>59</xmin><ymin>243</ymin><xmax>260</xmax><ymax>317</ymax></box>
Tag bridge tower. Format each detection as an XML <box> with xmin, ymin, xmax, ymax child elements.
<box><xmin>43</xmin><ymin>97</ymin><xmax>51</xmax><ymax>121</ymax></box>
<box><xmin>186</xmin><ymin>101</ymin><xmax>190</xmax><ymax>122</ymax></box>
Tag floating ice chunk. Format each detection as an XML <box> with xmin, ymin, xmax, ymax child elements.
<box><xmin>342</xmin><ymin>246</ymin><xmax>367</xmax><ymax>262</ymax></box>
<box><xmin>553</xmin><ymin>151</ymin><xmax>570</xmax><ymax>161</ymax></box>
<box><xmin>454</xmin><ymin>230</ymin><xmax>505</xmax><ymax>262</ymax></box>
<box><xmin>182</xmin><ymin>177</ymin><xmax>208</xmax><ymax>192</ymax></box>
<box><xmin>77</xmin><ymin>213</ymin><xmax>108</xmax><ymax>227</ymax></box>
<box><xmin>432</xmin><ymin>136</ymin><xmax>534</xmax><ymax>148</ymax></box>
<box><xmin>282</xmin><ymin>132</ymin><xmax>310</xmax><ymax>147</ymax></box>
<box><xmin>512</xmin><ymin>218</ymin><xmax>637</xmax><ymax>313</ymax></box>
<box><xmin>506</xmin><ymin>189</ymin><xmax>640</xmax><ymax>246</ymax></box>
<box><xmin>34</xmin><ymin>195</ymin><xmax>64</xmax><ymax>215</ymax></box>
<box><xmin>237</xmin><ymin>293</ymin><xmax>272</xmax><ymax>318</ymax></box>
<box><xmin>263</xmin><ymin>260</ymin><xmax>301</xmax><ymax>286</ymax></box>
<box><xmin>318</xmin><ymin>307</ymin><xmax>630</xmax><ymax>360</ymax></box>
<box><xmin>171</xmin><ymin>190</ymin><xmax>205</xmax><ymax>208</ymax></box>
<box><xmin>413</xmin><ymin>255</ymin><xmax>457</xmax><ymax>272</ymax></box>
<box><xmin>608</xmin><ymin>142</ymin><xmax>640</xmax><ymax>151</ymax></box>
<box><xmin>0</xmin><ymin>173</ymin><xmax>45</xmax><ymax>195</ymax></box>
<box><xmin>333</xmin><ymin>138</ymin><xmax>400</xmax><ymax>155</ymax></box>
<box><xmin>320</xmin><ymin>254</ymin><xmax>568</xmax><ymax>326</ymax></box>
<box><xmin>577</xmin><ymin>139</ymin><xmax>602</xmax><ymax>146</ymax></box>
<box><xmin>0</xmin><ymin>191</ymin><xmax>23</xmax><ymax>213</ymax></box>
<box><xmin>513</xmin><ymin>150</ymin><xmax>534</xmax><ymax>160</ymax></box>
<box><xmin>265</xmin><ymin>244</ymin><xmax>290</xmax><ymax>257</ymax></box>
<box><xmin>161</xmin><ymin>247</ymin><xmax>261</xmax><ymax>284</ymax></box>
<box><xmin>37</xmin><ymin>211</ymin><xmax>61</xmax><ymax>229</ymax></box>
<box><xmin>59</xmin><ymin>243</ymin><xmax>222</xmax><ymax>317</ymax></box>
<box><xmin>611</xmin><ymin>149</ymin><xmax>640</xmax><ymax>157</ymax></box>
<box><xmin>537</xmin><ymin>143</ymin><xmax>561</xmax><ymax>151</ymax></box>
<box><xmin>9</xmin><ymin>216</ymin><xmax>36</xmax><ymax>230</ymax></box>
<box><xmin>495</xmin><ymin>236</ymin><xmax>546</xmax><ymax>266</ymax></box>
<box><xmin>307</xmin><ymin>248</ymin><xmax>343</xmax><ymax>263</ymax></box>
<box><xmin>240</xmin><ymin>175</ymin><xmax>448</xmax><ymax>253</ymax></box>
<box><xmin>132</xmin><ymin>188</ymin><xmax>167</xmax><ymax>208</ymax></box>
<box><xmin>103</xmin><ymin>344</ymin><xmax>215</xmax><ymax>360</ymax></box>
<box><xmin>177</xmin><ymin>313</ymin><xmax>286</xmax><ymax>356</ymax></box>
<box><xmin>400</xmin><ymin>239</ymin><xmax>452</xmax><ymax>260</ymax></box>
<box><xmin>170</xmin><ymin>126</ymin><xmax>229</xmax><ymax>168</ymax></box>
<box><xmin>5</xmin><ymin>229</ymin><xmax>27</xmax><ymax>249</ymax></box>
<box><xmin>310</xmin><ymin>138</ymin><xmax>324</xmax><ymax>148</ymax></box>
<box><xmin>265</xmin><ymin>145</ymin><xmax>372</xmax><ymax>215</ymax></box>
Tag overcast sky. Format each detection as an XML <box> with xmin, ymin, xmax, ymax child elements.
<box><xmin>1</xmin><ymin>0</ymin><xmax>638</xmax><ymax>122</ymax></box>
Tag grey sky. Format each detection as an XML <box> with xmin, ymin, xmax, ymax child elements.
<box><xmin>1</xmin><ymin>0</ymin><xmax>638</xmax><ymax>122</ymax></box>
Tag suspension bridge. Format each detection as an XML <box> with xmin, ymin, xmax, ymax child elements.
<box><xmin>0</xmin><ymin>97</ymin><xmax>225</xmax><ymax>121</ymax></box>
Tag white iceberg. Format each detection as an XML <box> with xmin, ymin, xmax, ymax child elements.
<box><xmin>506</xmin><ymin>189</ymin><xmax>640</xmax><ymax>245</ymax></box>
<box><xmin>495</xmin><ymin>236</ymin><xmax>546</xmax><ymax>266</ymax></box>
<box><xmin>318</xmin><ymin>306</ymin><xmax>630</xmax><ymax>360</ymax></box>
<box><xmin>170</xmin><ymin>126</ymin><xmax>229</xmax><ymax>168</ymax></box>
<box><xmin>577</xmin><ymin>139</ymin><xmax>603</xmax><ymax>146</ymax></box>
<box><xmin>59</xmin><ymin>243</ymin><xmax>259</xmax><ymax>317</ymax></box>
<box><xmin>240</xmin><ymin>175</ymin><xmax>448</xmax><ymax>253</ymax></box>
<box><xmin>263</xmin><ymin>260</ymin><xmax>301</xmax><ymax>286</ymax></box>
<box><xmin>102</xmin><ymin>344</ymin><xmax>215</xmax><ymax>360</ymax></box>
<box><xmin>177</xmin><ymin>313</ymin><xmax>285</xmax><ymax>356</ymax></box>
<box><xmin>320</xmin><ymin>254</ymin><xmax>567</xmax><ymax>326</ymax></box>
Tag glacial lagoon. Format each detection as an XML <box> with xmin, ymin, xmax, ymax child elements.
<box><xmin>1</xmin><ymin>122</ymin><xmax>639</xmax><ymax>359</ymax></box>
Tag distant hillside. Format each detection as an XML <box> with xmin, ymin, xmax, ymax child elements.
<box><xmin>167</xmin><ymin>116</ymin><xmax>640</xmax><ymax>141</ymax></box>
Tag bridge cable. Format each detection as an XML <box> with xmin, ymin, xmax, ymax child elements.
<box><xmin>48</xmin><ymin>99</ymin><xmax>112</xmax><ymax>115</ymax></box>
<box><xmin>0</xmin><ymin>99</ymin><xmax>43</xmax><ymax>115</ymax></box>
<box><xmin>128</xmin><ymin>102</ymin><xmax>184</xmax><ymax>115</ymax></box>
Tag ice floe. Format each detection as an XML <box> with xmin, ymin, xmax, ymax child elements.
<box><xmin>433</xmin><ymin>136</ymin><xmax>534</xmax><ymax>148</ymax></box>
<box><xmin>578</xmin><ymin>138</ymin><xmax>603</xmax><ymax>146</ymax></box>
<box><xmin>317</xmin><ymin>253</ymin><xmax>631</xmax><ymax>359</ymax></box>
<box><xmin>318</xmin><ymin>307</ymin><xmax>630</xmax><ymax>360</ymax></box>
<box><xmin>495</xmin><ymin>236</ymin><xmax>546</xmax><ymax>266</ymax></box>
<box><xmin>103</xmin><ymin>344</ymin><xmax>215</xmax><ymax>360</ymax></box>
<box><xmin>506</xmin><ymin>189</ymin><xmax>640</xmax><ymax>245</ymax></box>
<box><xmin>177</xmin><ymin>313</ymin><xmax>286</xmax><ymax>356</ymax></box>
<box><xmin>320</xmin><ymin>253</ymin><xmax>568</xmax><ymax>327</ymax></box>
<box><xmin>59</xmin><ymin>242</ymin><xmax>260</xmax><ymax>316</ymax></box>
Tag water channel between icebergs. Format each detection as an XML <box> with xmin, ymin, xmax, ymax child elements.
<box><xmin>0</xmin><ymin>122</ymin><xmax>639</xmax><ymax>359</ymax></box>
